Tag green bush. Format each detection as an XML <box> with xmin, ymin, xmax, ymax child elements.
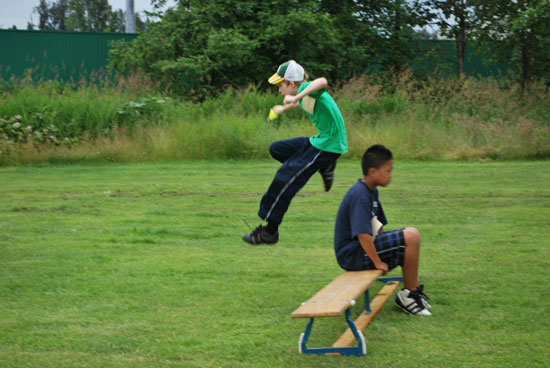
<box><xmin>0</xmin><ymin>81</ymin><xmax>180</xmax><ymax>140</ymax></box>
<box><xmin>108</xmin><ymin>1</ymin><xmax>431</xmax><ymax>97</ymax></box>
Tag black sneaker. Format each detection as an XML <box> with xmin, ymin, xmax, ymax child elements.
<box><xmin>242</xmin><ymin>225</ymin><xmax>279</xmax><ymax>245</ymax></box>
<box><xmin>395</xmin><ymin>289</ymin><xmax>431</xmax><ymax>316</ymax></box>
<box><xmin>320</xmin><ymin>161</ymin><xmax>337</xmax><ymax>192</ymax></box>
<box><xmin>416</xmin><ymin>284</ymin><xmax>432</xmax><ymax>309</ymax></box>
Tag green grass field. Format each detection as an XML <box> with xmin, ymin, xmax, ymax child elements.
<box><xmin>1</xmin><ymin>160</ymin><xmax>549</xmax><ymax>367</ymax></box>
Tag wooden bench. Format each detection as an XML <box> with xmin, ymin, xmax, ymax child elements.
<box><xmin>291</xmin><ymin>270</ymin><xmax>402</xmax><ymax>356</ymax></box>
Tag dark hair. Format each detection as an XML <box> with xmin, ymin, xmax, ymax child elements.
<box><xmin>362</xmin><ymin>145</ymin><xmax>393</xmax><ymax>175</ymax></box>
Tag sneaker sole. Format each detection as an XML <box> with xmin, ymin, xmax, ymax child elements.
<box><xmin>241</xmin><ymin>234</ymin><xmax>278</xmax><ymax>245</ymax></box>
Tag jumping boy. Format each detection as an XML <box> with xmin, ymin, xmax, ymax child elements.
<box><xmin>242</xmin><ymin>60</ymin><xmax>347</xmax><ymax>245</ymax></box>
<box><xmin>334</xmin><ymin>145</ymin><xmax>432</xmax><ymax>315</ymax></box>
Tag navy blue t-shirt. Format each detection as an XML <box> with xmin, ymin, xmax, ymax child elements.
<box><xmin>334</xmin><ymin>179</ymin><xmax>387</xmax><ymax>270</ymax></box>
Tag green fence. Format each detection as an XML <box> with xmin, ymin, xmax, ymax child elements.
<box><xmin>411</xmin><ymin>40</ymin><xmax>513</xmax><ymax>78</ymax></box>
<box><xmin>0</xmin><ymin>29</ymin><xmax>137</xmax><ymax>82</ymax></box>
<box><xmin>0</xmin><ymin>29</ymin><xmax>513</xmax><ymax>84</ymax></box>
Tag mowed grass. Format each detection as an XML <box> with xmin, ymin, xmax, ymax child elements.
<box><xmin>0</xmin><ymin>160</ymin><xmax>549</xmax><ymax>367</ymax></box>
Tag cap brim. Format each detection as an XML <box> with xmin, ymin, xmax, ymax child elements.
<box><xmin>268</xmin><ymin>73</ymin><xmax>284</xmax><ymax>85</ymax></box>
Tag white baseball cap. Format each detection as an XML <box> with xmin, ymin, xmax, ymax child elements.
<box><xmin>268</xmin><ymin>60</ymin><xmax>305</xmax><ymax>84</ymax></box>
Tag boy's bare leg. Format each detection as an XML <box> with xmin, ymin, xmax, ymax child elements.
<box><xmin>402</xmin><ymin>227</ymin><xmax>421</xmax><ymax>290</ymax></box>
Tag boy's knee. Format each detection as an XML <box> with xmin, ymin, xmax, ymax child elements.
<box><xmin>269</xmin><ymin>142</ymin><xmax>278</xmax><ymax>158</ymax></box>
<box><xmin>269</xmin><ymin>142</ymin><xmax>287</xmax><ymax>162</ymax></box>
<box><xmin>404</xmin><ymin>227</ymin><xmax>421</xmax><ymax>246</ymax></box>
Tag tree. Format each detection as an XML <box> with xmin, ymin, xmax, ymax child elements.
<box><xmin>110</xmin><ymin>0</ymin><xmax>350</xmax><ymax>96</ymax></box>
<box><xmin>110</xmin><ymin>9</ymin><xmax>126</xmax><ymax>32</ymax></box>
<box><xmin>135</xmin><ymin>13</ymin><xmax>147</xmax><ymax>32</ymax></box>
<box><xmin>50</xmin><ymin>0</ymin><xmax>69</xmax><ymax>30</ymax></box>
<box><xmin>473</xmin><ymin>0</ymin><xmax>550</xmax><ymax>90</ymax></box>
<box><xmin>30</xmin><ymin>0</ymin><xmax>145</xmax><ymax>33</ymax></box>
<box><xmin>36</xmin><ymin>0</ymin><xmax>53</xmax><ymax>30</ymax></box>
<box><xmin>416</xmin><ymin>0</ymin><xmax>477</xmax><ymax>77</ymax></box>
<box><xmin>111</xmin><ymin>10</ymin><xmax>145</xmax><ymax>32</ymax></box>
<box><xmin>66</xmin><ymin>0</ymin><xmax>113</xmax><ymax>32</ymax></box>
<box><xmin>352</xmin><ymin>0</ymin><xmax>431</xmax><ymax>74</ymax></box>
<box><xmin>111</xmin><ymin>0</ymin><xmax>440</xmax><ymax>96</ymax></box>
<box><xmin>383</xmin><ymin>0</ymin><xmax>428</xmax><ymax>72</ymax></box>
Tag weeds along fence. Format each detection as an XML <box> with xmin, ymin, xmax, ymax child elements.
<box><xmin>0</xmin><ymin>76</ymin><xmax>549</xmax><ymax>165</ymax></box>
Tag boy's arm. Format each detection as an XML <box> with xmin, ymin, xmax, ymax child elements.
<box><xmin>284</xmin><ymin>77</ymin><xmax>328</xmax><ymax>105</ymax></box>
<box><xmin>272</xmin><ymin>102</ymin><xmax>299</xmax><ymax>115</ymax></box>
<box><xmin>358</xmin><ymin>233</ymin><xmax>389</xmax><ymax>274</ymax></box>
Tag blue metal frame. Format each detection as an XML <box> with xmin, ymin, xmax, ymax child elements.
<box><xmin>378</xmin><ymin>276</ymin><xmax>404</xmax><ymax>283</ymax></box>
<box><xmin>297</xmin><ymin>276</ymin><xmax>403</xmax><ymax>357</ymax></box>
<box><xmin>299</xmin><ymin>308</ymin><xmax>366</xmax><ymax>356</ymax></box>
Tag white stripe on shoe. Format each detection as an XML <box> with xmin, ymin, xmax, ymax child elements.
<box><xmin>395</xmin><ymin>289</ymin><xmax>431</xmax><ymax>316</ymax></box>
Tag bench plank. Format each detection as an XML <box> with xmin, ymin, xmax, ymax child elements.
<box><xmin>291</xmin><ymin>270</ymin><xmax>383</xmax><ymax>318</ymax></box>
<box><xmin>331</xmin><ymin>281</ymin><xmax>400</xmax><ymax>349</ymax></box>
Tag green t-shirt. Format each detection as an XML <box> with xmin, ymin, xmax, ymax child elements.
<box><xmin>298</xmin><ymin>82</ymin><xmax>348</xmax><ymax>154</ymax></box>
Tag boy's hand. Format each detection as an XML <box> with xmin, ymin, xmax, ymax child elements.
<box><xmin>375</xmin><ymin>262</ymin><xmax>389</xmax><ymax>275</ymax></box>
<box><xmin>283</xmin><ymin>95</ymin><xmax>299</xmax><ymax>105</ymax></box>
<box><xmin>272</xmin><ymin>105</ymin><xmax>285</xmax><ymax>115</ymax></box>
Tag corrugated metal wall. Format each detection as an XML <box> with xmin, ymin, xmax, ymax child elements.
<box><xmin>411</xmin><ymin>40</ymin><xmax>513</xmax><ymax>78</ymax></box>
<box><xmin>0</xmin><ymin>29</ymin><xmax>137</xmax><ymax>82</ymax></box>
<box><xmin>0</xmin><ymin>29</ymin><xmax>512</xmax><ymax>83</ymax></box>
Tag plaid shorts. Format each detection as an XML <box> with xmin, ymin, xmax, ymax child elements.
<box><xmin>363</xmin><ymin>228</ymin><xmax>406</xmax><ymax>271</ymax></box>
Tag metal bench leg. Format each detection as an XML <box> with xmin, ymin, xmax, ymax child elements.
<box><xmin>344</xmin><ymin>308</ymin><xmax>366</xmax><ymax>356</ymax></box>
<box><xmin>298</xmin><ymin>308</ymin><xmax>366</xmax><ymax>356</ymax></box>
<box><xmin>364</xmin><ymin>289</ymin><xmax>372</xmax><ymax>314</ymax></box>
<box><xmin>298</xmin><ymin>318</ymin><xmax>314</xmax><ymax>354</ymax></box>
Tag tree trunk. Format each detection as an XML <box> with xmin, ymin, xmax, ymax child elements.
<box><xmin>455</xmin><ymin>0</ymin><xmax>466</xmax><ymax>78</ymax></box>
<box><xmin>521</xmin><ymin>34</ymin><xmax>531</xmax><ymax>91</ymax></box>
<box><xmin>517</xmin><ymin>0</ymin><xmax>531</xmax><ymax>91</ymax></box>
<box><xmin>456</xmin><ymin>33</ymin><xmax>465</xmax><ymax>78</ymax></box>
<box><xmin>393</xmin><ymin>0</ymin><xmax>403</xmax><ymax>73</ymax></box>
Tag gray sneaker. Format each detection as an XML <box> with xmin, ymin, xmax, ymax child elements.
<box><xmin>395</xmin><ymin>289</ymin><xmax>431</xmax><ymax>316</ymax></box>
<box><xmin>242</xmin><ymin>225</ymin><xmax>279</xmax><ymax>245</ymax></box>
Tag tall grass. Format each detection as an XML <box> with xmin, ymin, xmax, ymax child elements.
<box><xmin>1</xmin><ymin>75</ymin><xmax>548</xmax><ymax>165</ymax></box>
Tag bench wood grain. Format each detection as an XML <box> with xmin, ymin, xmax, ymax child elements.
<box><xmin>291</xmin><ymin>270</ymin><xmax>383</xmax><ymax>318</ymax></box>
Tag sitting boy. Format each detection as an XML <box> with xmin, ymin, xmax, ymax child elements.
<box><xmin>333</xmin><ymin>145</ymin><xmax>431</xmax><ymax>315</ymax></box>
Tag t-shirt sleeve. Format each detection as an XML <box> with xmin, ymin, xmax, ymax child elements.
<box><xmin>378</xmin><ymin>202</ymin><xmax>388</xmax><ymax>226</ymax></box>
<box><xmin>350</xmin><ymin>199</ymin><xmax>373</xmax><ymax>238</ymax></box>
<box><xmin>298</xmin><ymin>82</ymin><xmax>326</xmax><ymax>100</ymax></box>
<box><xmin>308</xmin><ymin>87</ymin><xmax>326</xmax><ymax>99</ymax></box>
